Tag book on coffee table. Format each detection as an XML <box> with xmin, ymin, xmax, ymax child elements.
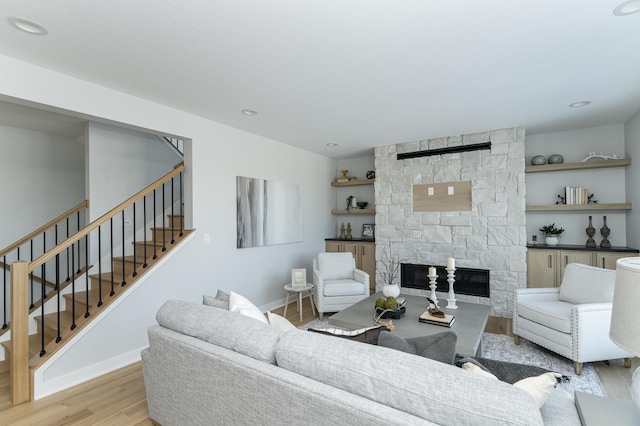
<box><xmin>419</xmin><ymin>311</ymin><xmax>455</xmax><ymax>327</ymax></box>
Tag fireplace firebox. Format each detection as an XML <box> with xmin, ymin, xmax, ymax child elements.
<box><xmin>400</xmin><ymin>263</ymin><xmax>490</xmax><ymax>298</ymax></box>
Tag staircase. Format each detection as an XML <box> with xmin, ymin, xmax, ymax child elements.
<box><xmin>1</xmin><ymin>163</ymin><xmax>191</xmax><ymax>405</ymax></box>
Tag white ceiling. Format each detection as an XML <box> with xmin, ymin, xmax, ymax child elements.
<box><xmin>1</xmin><ymin>1</ymin><xmax>639</xmax><ymax>158</ymax></box>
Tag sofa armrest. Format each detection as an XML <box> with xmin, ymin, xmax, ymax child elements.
<box><xmin>571</xmin><ymin>302</ymin><xmax>633</xmax><ymax>362</ymax></box>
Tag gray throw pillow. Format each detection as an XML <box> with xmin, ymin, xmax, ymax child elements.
<box><xmin>202</xmin><ymin>289</ymin><xmax>230</xmax><ymax>310</ymax></box>
<box><xmin>308</xmin><ymin>326</ymin><xmax>384</xmax><ymax>345</ymax></box>
<box><xmin>378</xmin><ymin>331</ymin><xmax>457</xmax><ymax>364</ymax></box>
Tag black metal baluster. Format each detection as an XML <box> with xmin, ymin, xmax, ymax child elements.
<box><xmin>84</xmin><ymin>235</ymin><xmax>89</xmax><ymax>318</ymax></box>
<box><xmin>70</xmin><ymin>243</ymin><xmax>76</xmax><ymax>330</ymax></box>
<box><xmin>76</xmin><ymin>211</ymin><xmax>81</xmax><ymax>274</ymax></box>
<box><xmin>97</xmin><ymin>226</ymin><xmax>103</xmax><ymax>307</ymax></box>
<box><xmin>132</xmin><ymin>203</ymin><xmax>138</xmax><ymax>277</ymax></box>
<box><xmin>162</xmin><ymin>183</ymin><xmax>166</xmax><ymax>252</ymax></box>
<box><xmin>179</xmin><ymin>171</ymin><xmax>184</xmax><ymax>236</ymax></box>
<box><xmin>2</xmin><ymin>255</ymin><xmax>7</xmax><ymax>329</ymax></box>
<box><xmin>66</xmin><ymin>217</ymin><xmax>71</xmax><ymax>281</ymax></box>
<box><xmin>121</xmin><ymin>210</ymin><xmax>126</xmax><ymax>286</ymax></box>
<box><xmin>170</xmin><ymin>177</ymin><xmax>175</xmax><ymax>244</ymax></box>
<box><xmin>55</xmin><ymin>252</ymin><xmax>61</xmax><ymax>343</ymax></box>
<box><xmin>143</xmin><ymin>195</ymin><xmax>148</xmax><ymax>268</ymax></box>
<box><xmin>153</xmin><ymin>189</ymin><xmax>158</xmax><ymax>259</ymax></box>
<box><xmin>29</xmin><ymin>239</ymin><xmax>34</xmax><ymax>309</ymax></box>
<box><xmin>40</xmin><ymin>264</ymin><xmax>46</xmax><ymax>356</ymax></box>
<box><xmin>42</xmin><ymin>230</ymin><xmax>47</xmax><ymax>300</ymax></box>
<box><xmin>110</xmin><ymin>218</ymin><xmax>115</xmax><ymax>297</ymax></box>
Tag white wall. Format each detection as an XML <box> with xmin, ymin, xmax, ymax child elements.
<box><xmin>525</xmin><ymin>125</ymin><xmax>628</xmax><ymax>246</ymax></box>
<box><xmin>625</xmin><ymin>108</ymin><xmax>640</xmax><ymax>248</ymax></box>
<box><xmin>0</xmin><ymin>54</ymin><xmax>336</xmax><ymax>398</ymax></box>
<box><xmin>0</xmin><ymin>124</ymin><xmax>84</xmax><ymax>247</ymax></box>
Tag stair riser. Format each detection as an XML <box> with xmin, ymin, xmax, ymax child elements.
<box><xmin>151</xmin><ymin>228</ymin><xmax>181</xmax><ymax>245</ymax></box>
<box><xmin>167</xmin><ymin>215</ymin><xmax>184</xmax><ymax>230</ymax></box>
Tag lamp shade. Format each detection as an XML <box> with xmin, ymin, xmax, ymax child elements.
<box><xmin>610</xmin><ymin>257</ymin><xmax>640</xmax><ymax>355</ymax></box>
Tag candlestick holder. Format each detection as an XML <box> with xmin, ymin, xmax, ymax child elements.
<box><xmin>428</xmin><ymin>273</ymin><xmax>438</xmax><ymax>306</ymax></box>
<box><xmin>446</xmin><ymin>267</ymin><xmax>457</xmax><ymax>309</ymax></box>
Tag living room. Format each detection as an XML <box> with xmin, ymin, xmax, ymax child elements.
<box><xmin>1</xmin><ymin>1</ymin><xmax>640</xmax><ymax>423</ymax></box>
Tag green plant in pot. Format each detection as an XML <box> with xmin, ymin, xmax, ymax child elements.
<box><xmin>539</xmin><ymin>223</ymin><xmax>564</xmax><ymax>246</ymax></box>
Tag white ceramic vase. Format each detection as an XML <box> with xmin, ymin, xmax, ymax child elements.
<box><xmin>545</xmin><ymin>235</ymin><xmax>560</xmax><ymax>246</ymax></box>
<box><xmin>382</xmin><ymin>283</ymin><xmax>400</xmax><ymax>298</ymax></box>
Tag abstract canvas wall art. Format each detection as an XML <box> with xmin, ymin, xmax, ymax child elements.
<box><xmin>237</xmin><ymin>176</ymin><xmax>303</xmax><ymax>248</ymax></box>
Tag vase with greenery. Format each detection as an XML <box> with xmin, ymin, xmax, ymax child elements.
<box><xmin>377</xmin><ymin>247</ymin><xmax>400</xmax><ymax>297</ymax></box>
<box><xmin>539</xmin><ymin>223</ymin><xmax>564</xmax><ymax>246</ymax></box>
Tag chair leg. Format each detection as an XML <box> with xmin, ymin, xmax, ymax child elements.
<box><xmin>624</xmin><ymin>358</ymin><xmax>632</xmax><ymax>368</ymax></box>
<box><xmin>514</xmin><ymin>335</ymin><xmax>521</xmax><ymax>345</ymax></box>
<box><xmin>574</xmin><ymin>362</ymin><xmax>583</xmax><ymax>375</ymax></box>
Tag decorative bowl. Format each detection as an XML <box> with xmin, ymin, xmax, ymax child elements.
<box><xmin>356</xmin><ymin>202</ymin><xmax>368</xmax><ymax>209</ymax></box>
<box><xmin>531</xmin><ymin>155</ymin><xmax>546</xmax><ymax>165</ymax></box>
<box><xmin>548</xmin><ymin>154</ymin><xmax>564</xmax><ymax>164</ymax></box>
<box><xmin>375</xmin><ymin>306</ymin><xmax>406</xmax><ymax>319</ymax></box>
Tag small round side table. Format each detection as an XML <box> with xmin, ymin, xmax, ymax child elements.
<box><xmin>283</xmin><ymin>283</ymin><xmax>316</xmax><ymax>322</ymax></box>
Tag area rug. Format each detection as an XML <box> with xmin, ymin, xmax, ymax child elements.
<box><xmin>299</xmin><ymin>319</ymin><xmax>605</xmax><ymax>396</ymax></box>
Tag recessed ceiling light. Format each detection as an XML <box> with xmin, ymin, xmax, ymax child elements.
<box><xmin>569</xmin><ymin>101</ymin><xmax>591</xmax><ymax>108</ymax></box>
<box><xmin>241</xmin><ymin>109</ymin><xmax>258</xmax><ymax>116</ymax></box>
<box><xmin>8</xmin><ymin>17</ymin><xmax>48</xmax><ymax>35</ymax></box>
<box><xmin>614</xmin><ymin>0</ymin><xmax>640</xmax><ymax>16</ymax></box>
<box><xmin>326</xmin><ymin>143</ymin><xmax>338</xmax><ymax>147</ymax></box>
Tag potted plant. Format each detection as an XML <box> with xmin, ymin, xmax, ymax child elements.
<box><xmin>539</xmin><ymin>223</ymin><xmax>565</xmax><ymax>246</ymax></box>
<box><xmin>377</xmin><ymin>247</ymin><xmax>401</xmax><ymax>297</ymax></box>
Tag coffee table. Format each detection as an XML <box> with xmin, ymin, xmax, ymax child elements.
<box><xmin>328</xmin><ymin>293</ymin><xmax>490</xmax><ymax>356</ymax></box>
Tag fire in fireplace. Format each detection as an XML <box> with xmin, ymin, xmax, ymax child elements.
<box><xmin>400</xmin><ymin>263</ymin><xmax>490</xmax><ymax>298</ymax></box>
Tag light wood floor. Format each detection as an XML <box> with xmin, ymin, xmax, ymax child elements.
<box><xmin>0</xmin><ymin>300</ymin><xmax>636</xmax><ymax>424</ymax></box>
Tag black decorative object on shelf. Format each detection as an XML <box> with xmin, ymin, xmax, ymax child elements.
<box><xmin>556</xmin><ymin>194</ymin><xmax>566</xmax><ymax>205</ymax></box>
<box><xmin>588</xmin><ymin>194</ymin><xmax>598</xmax><ymax>204</ymax></box>
<box><xmin>366</xmin><ymin>170</ymin><xmax>375</xmax><ymax>179</ymax></box>
<box><xmin>600</xmin><ymin>216</ymin><xmax>611</xmax><ymax>249</ymax></box>
<box><xmin>586</xmin><ymin>216</ymin><xmax>596</xmax><ymax>248</ymax></box>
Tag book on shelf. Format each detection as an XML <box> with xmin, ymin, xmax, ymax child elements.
<box><xmin>419</xmin><ymin>311</ymin><xmax>455</xmax><ymax>327</ymax></box>
<box><xmin>564</xmin><ymin>186</ymin><xmax>589</xmax><ymax>205</ymax></box>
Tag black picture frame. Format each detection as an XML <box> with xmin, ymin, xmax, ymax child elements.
<box><xmin>362</xmin><ymin>224</ymin><xmax>375</xmax><ymax>239</ymax></box>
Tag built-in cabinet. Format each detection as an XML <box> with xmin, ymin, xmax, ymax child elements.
<box><xmin>526</xmin><ymin>246</ymin><xmax>639</xmax><ymax>288</ymax></box>
<box><xmin>325</xmin><ymin>239</ymin><xmax>376</xmax><ymax>294</ymax></box>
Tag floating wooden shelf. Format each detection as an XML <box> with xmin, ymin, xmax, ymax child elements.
<box><xmin>525</xmin><ymin>158</ymin><xmax>630</xmax><ymax>173</ymax></box>
<box><xmin>331</xmin><ymin>209</ymin><xmax>375</xmax><ymax>215</ymax></box>
<box><xmin>331</xmin><ymin>179</ymin><xmax>375</xmax><ymax>187</ymax></box>
<box><xmin>526</xmin><ymin>203</ymin><xmax>632</xmax><ymax>212</ymax></box>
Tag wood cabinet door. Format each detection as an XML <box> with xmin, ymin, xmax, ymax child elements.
<box><xmin>527</xmin><ymin>250</ymin><xmax>558</xmax><ymax>287</ymax></box>
<box><xmin>342</xmin><ymin>242</ymin><xmax>359</xmax><ymax>263</ymax></box>
<box><xmin>325</xmin><ymin>241</ymin><xmax>343</xmax><ymax>253</ymax></box>
<box><xmin>558</xmin><ymin>251</ymin><xmax>593</xmax><ymax>282</ymax></box>
<box><xmin>359</xmin><ymin>242</ymin><xmax>376</xmax><ymax>293</ymax></box>
<box><xmin>594</xmin><ymin>252</ymin><xmax>637</xmax><ymax>270</ymax></box>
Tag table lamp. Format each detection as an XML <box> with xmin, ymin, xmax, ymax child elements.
<box><xmin>609</xmin><ymin>257</ymin><xmax>640</xmax><ymax>412</ymax></box>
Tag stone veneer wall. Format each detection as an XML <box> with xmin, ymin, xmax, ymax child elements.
<box><xmin>374</xmin><ymin>127</ymin><xmax>526</xmax><ymax>317</ymax></box>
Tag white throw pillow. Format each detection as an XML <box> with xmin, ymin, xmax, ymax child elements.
<box><xmin>461</xmin><ymin>362</ymin><xmax>499</xmax><ymax>380</ymax></box>
<box><xmin>513</xmin><ymin>372</ymin><xmax>561</xmax><ymax>408</ymax></box>
<box><xmin>267</xmin><ymin>311</ymin><xmax>297</xmax><ymax>333</ymax></box>
<box><xmin>229</xmin><ymin>291</ymin><xmax>268</xmax><ymax>324</ymax></box>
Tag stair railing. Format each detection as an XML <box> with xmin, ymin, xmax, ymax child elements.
<box><xmin>9</xmin><ymin>163</ymin><xmax>185</xmax><ymax>405</ymax></box>
<box><xmin>1</xmin><ymin>200</ymin><xmax>89</xmax><ymax>333</ymax></box>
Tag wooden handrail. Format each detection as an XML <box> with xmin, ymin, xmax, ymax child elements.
<box><xmin>0</xmin><ymin>200</ymin><xmax>89</xmax><ymax>259</ymax></box>
<box><xmin>27</xmin><ymin>163</ymin><xmax>184</xmax><ymax>273</ymax></box>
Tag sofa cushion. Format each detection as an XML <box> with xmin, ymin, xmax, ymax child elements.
<box><xmin>317</xmin><ymin>252</ymin><xmax>355</xmax><ymax>280</ymax></box>
<box><xmin>229</xmin><ymin>291</ymin><xmax>269</xmax><ymax>324</ymax></box>
<box><xmin>558</xmin><ymin>263</ymin><xmax>616</xmax><ymax>304</ymax></box>
<box><xmin>267</xmin><ymin>311</ymin><xmax>297</xmax><ymax>333</ymax></box>
<box><xmin>322</xmin><ymin>279</ymin><xmax>365</xmax><ymax>296</ymax></box>
<box><xmin>517</xmin><ymin>301</ymin><xmax>572</xmax><ymax>334</ymax></box>
<box><xmin>156</xmin><ymin>300</ymin><xmax>280</xmax><ymax>364</ymax></box>
<box><xmin>202</xmin><ymin>289</ymin><xmax>230</xmax><ymax>309</ymax></box>
<box><xmin>377</xmin><ymin>331</ymin><xmax>457</xmax><ymax>365</ymax></box>
<box><xmin>276</xmin><ymin>329</ymin><xmax>543</xmax><ymax>426</ymax></box>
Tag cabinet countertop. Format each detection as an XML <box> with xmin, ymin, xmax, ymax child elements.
<box><xmin>527</xmin><ymin>244</ymin><xmax>638</xmax><ymax>253</ymax></box>
<box><xmin>325</xmin><ymin>238</ymin><xmax>375</xmax><ymax>242</ymax></box>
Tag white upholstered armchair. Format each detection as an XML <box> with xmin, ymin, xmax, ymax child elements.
<box><xmin>313</xmin><ymin>252</ymin><xmax>370</xmax><ymax>320</ymax></box>
<box><xmin>513</xmin><ymin>262</ymin><xmax>633</xmax><ymax>375</ymax></box>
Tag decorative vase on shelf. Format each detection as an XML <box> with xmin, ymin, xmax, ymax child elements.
<box><xmin>545</xmin><ymin>235</ymin><xmax>560</xmax><ymax>246</ymax></box>
<box><xmin>382</xmin><ymin>283</ymin><xmax>400</xmax><ymax>298</ymax></box>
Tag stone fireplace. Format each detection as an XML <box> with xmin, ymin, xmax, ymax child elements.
<box><xmin>374</xmin><ymin>128</ymin><xmax>526</xmax><ymax>317</ymax></box>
